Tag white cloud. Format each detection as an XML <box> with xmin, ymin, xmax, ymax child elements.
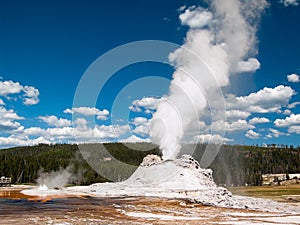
<box><xmin>64</xmin><ymin>107</ymin><xmax>109</xmax><ymax>120</ymax></box>
<box><xmin>198</xmin><ymin>121</ymin><xmax>208</xmax><ymax>131</ymax></box>
<box><xmin>226</xmin><ymin>85</ymin><xmax>295</xmax><ymax>113</ymax></box>
<box><xmin>265</xmin><ymin>134</ymin><xmax>272</xmax><ymax>139</ymax></box>
<box><xmin>23</xmin><ymin>86</ymin><xmax>40</xmax><ymax>105</ymax></box>
<box><xmin>0</xmin><ymin>80</ymin><xmax>39</xmax><ymax>105</ymax></box>
<box><xmin>280</xmin><ymin>0</ymin><xmax>299</xmax><ymax>7</ymax></box>
<box><xmin>119</xmin><ymin>135</ymin><xmax>150</xmax><ymax>143</ymax></box>
<box><xmin>283</xmin><ymin>109</ymin><xmax>292</xmax><ymax>115</ymax></box>
<box><xmin>46</xmin><ymin>127</ymin><xmax>74</xmax><ymax>140</ymax></box>
<box><xmin>0</xmin><ymin>80</ymin><xmax>23</xmax><ymax>96</ymax></box>
<box><xmin>131</xmin><ymin>117</ymin><xmax>150</xmax><ymax>137</ymax></box>
<box><xmin>0</xmin><ymin>120</ymin><xmax>22</xmax><ymax>132</ymax></box>
<box><xmin>39</xmin><ymin>115</ymin><xmax>71</xmax><ymax>127</ymax></box>
<box><xmin>74</xmin><ymin>118</ymin><xmax>88</xmax><ymax>128</ymax></box>
<box><xmin>0</xmin><ymin>107</ymin><xmax>24</xmax><ymax>120</ymax></box>
<box><xmin>211</xmin><ymin>119</ymin><xmax>254</xmax><ymax>132</ymax></box>
<box><xmin>178</xmin><ymin>5</ymin><xmax>187</xmax><ymax>12</ymax></box>
<box><xmin>234</xmin><ymin>58</ymin><xmax>261</xmax><ymax>73</ymax></box>
<box><xmin>192</xmin><ymin>134</ymin><xmax>233</xmax><ymax>144</ymax></box>
<box><xmin>245</xmin><ymin>130</ymin><xmax>261</xmax><ymax>139</ymax></box>
<box><xmin>287</xmin><ymin>102</ymin><xmax>300</xmax><ymax>109</ymax></box>
<box><xmin>74</xmin><ymin>124</ymin><xmax>129</xmax><ymax>141</ymax></box>
<box><xmin>23</xmin><ymin>124</ymin><xmax>129</xmax><ymax>144</ymax></box>
<box><xmin>249</xmin><ymin>117</ymin><xmax>270</xmax><ymax>124</ymax></box>
<box><xmin>288</xmin><ymin>125</ymin><xmax>300</xmax><ymax>134</ymax></box>
<box><xmin>0</xmin><ymin>107</ymin><xmax>24</xmax><ymax>133</ymax></box>
<box><xmin>0</xmin><ymin>99</ymin><xmax>5</xmax><ymax>105</ymax></box>
<box><xmin>0</xmin><ymin>136</ymin><xmax>51</xmax><ymax>147</ymax></box>
<box><xmin>274</xmin><ymin>114</ymin><xmax>300</xmax><ymax>127</ymax></box>
<box><xmin>129</xmin><ymin>97</ymin><xmax>161</xmax><ymax>113</ymax></box>
<box><xmin>23</xmin><ymin>98</ymin><xmax>39</xmax><ymax>105</ymax></box>
<box><xmin>226</xmin><ymin>110</ymin><xmax>251</xmax><ymax>120</ymax></box>
<box><xmin>268</xmin><ymin>128</ymin><xmax>284</xmax><ymax>138</ymax></box>
<box><xmin>287</xmin><ymin>74</ymin><xmax>299</xmax><ymax>83</ymax></box>
<box><xmin>179</xmin><ymin>6</ymin><xmax>213</xmax><ymax>29</ymax></box>
<box><xmin>131</xmin><ymin>117</ymin><xmax>149</xmax><ymax>126</ymax></box>
<box><xmin>24</xmin><ymin>127</ymin><xmax>47</xmax><ymax>136</ymax></box>
<box><xmin>133</xmin><ymin>125</ymin><xmax>149</xmax><ymax>137</ymax></box>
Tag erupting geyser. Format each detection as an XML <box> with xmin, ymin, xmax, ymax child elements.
<box><xmin>20</xmin><ymin>0</ymin><xmax>300</xmax><ymax>215</ymax></box>
<box><xmin>150</xmin><ymin>0</ymin><xmax>268</xmax><ymax>160</ymax></box>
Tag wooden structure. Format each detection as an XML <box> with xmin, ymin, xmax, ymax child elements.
<box><xmin>262</xmin><ymin>174</ymin><xmax>300</xmax><ymax>186</ymax></box>
<box><xmin>0</xmin><ymin>176</ymin><xmax>12</xmax><ymax>186</ymax></box>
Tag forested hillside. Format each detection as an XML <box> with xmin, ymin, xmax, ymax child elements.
<box><xmin>0</xmin><ymin>143</ymin><xmax>299</xmax><ymax>186</ymax></box>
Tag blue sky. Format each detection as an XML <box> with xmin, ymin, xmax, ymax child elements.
<box><xmin>0</xmin><ymin>0</ymin><xmax>299</xmax><ymax>149</ymax></box>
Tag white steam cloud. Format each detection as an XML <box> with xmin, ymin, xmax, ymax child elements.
<box><xmin>37</xmin><ymin>166</ymin><xmax>74</xmax><ymax>189</ymax></box>
<box><xmin>150</xmin><ymin>0</ymin><xmax>268</xmax><ymax>160</ymax></box>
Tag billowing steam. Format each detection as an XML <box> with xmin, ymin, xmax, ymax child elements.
<box><xmin>37</xmin><ymin>166</ymin><xmax>74</xmax><ymax>190</ymax></box>
<box><xmin>150</xmin><ymin>0</ymin><xmax>268</xmax><ymax>160</ymax></box>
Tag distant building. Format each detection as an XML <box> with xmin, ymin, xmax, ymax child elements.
<box><xmin>0</xmin><ymin>176</ymin><xmax>12</xmax><ymax>186</ymax></box>
<box><xmin>262</xmin><ymin>174</ymin><xmax>300</xmax><ymax>186</ymax></box>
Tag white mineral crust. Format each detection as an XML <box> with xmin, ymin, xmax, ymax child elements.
<box><xmin>23</xmin><ymin>154</ymin><xmax>300</xmax><ymax>213</ymax></box>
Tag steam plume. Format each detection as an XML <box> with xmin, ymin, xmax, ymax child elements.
<box><xmin>37</xmin><ymin>166</ymin><xmax>74</xmax><ymax>189</ymax></box>
<box><xmin>150</xmin><ymin>0</ymin><xmax>268</xmax><ymax>160</ymax></box>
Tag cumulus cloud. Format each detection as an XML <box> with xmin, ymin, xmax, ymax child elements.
<box><xmin>245</xmin><ymin>130</ymin><xmax>261</xmax><ymax>139</ymax></box>
<box><xmin>211</xmin><ymin>119</ymin><xmax>254</xmax><ymax>133</ymax></box>
<box><xmin>23</xmin><ymin>86</ymin><xmax>40</xmax><ymax>105</ymax></box>
<box><xmin>131</xmin><ymin>117</ymin><xmax>150</xmax><ymax>137</ymax></box>
<box><xmin>234</xmin><ymin>58</ymin><xmax>261</xmax><ymax>73</ymax></box>
<box><xmin>226</xmin><ymin>110</ymin><xmax>251</xmax><ymax>120</ymax></box>
<box><xmin>0</xmin><ymin>123</ymin><xmax>131</xmax><ymax>148</ymax></box>
<box><xmin>0</xmin><ymin>136</ymin><xmax>51</xmax><ymax>147</ymax></box>
<box><xmin>0</xmin><ymin>107</ymin><xmax>24</xmax><ymax>120</ymax></box>
<box><xmin>179</xmin><ymin>6</ymin><xmax>213</xmax><ymax>28</ymax></box>
<box><xmin>287</xmin><ymin>102</ymin><xmax>300</xmax><ymax>109</ymax></box>
<box><xmin>178</xmin><ymin>5</ymin><xmax>187</xmax><ymax>12</ymax></box>
<box><xmin>74</xmin><ymin>118</ymin><xmax>88</xmax><ymax>128</ymax></box>
<box><xmin>0</xmin><ymin>80</ymin><xmax>40</xmax><ymax>105</ymax></box>
<box><xmin>0</xmin><ymin>107</ymin><xmax>24</xmax><ymax>133</ymax></box>
<box><xmin>0</xmin><ymin>80</ymin><xmax>23</xmax><ymax>96</ymax></box>
<box><xmin>226</xmin><ymin>85</ymin><xmax>295</xmax><ymax>113</ymax></box>
<box><xmin>280</xmin><ymin>0</ymin><xmax>299</xmax><ymax>7</ymax></box>
<box><xmin>274</xmin><ymin>114</ymin><xmax>300</xmax><ymax>127</ymax></box>
<box><xmin>132</xmin><ymin>125</ymin><xmax>149</xmax><ymax>137</ymax></box>
<box><xmin>39</xmin><ymin>115</ymin><xmax>71</xmax><ymax>127</ymax></box>
<box><xmin>283</xmin><ymin>109</ymin><xmax>292</xmax><ymax>115</ymax></box>
<box><xmin>249</xmin><ymin>117</ymin><xmax>270</xmax><ymax>124</ymax></box>
<box><xmin>0</xmin><ymin>120</ymin><xmax>22</xmax><ymax>133</ymax></box>
<box><xmin>287</xmin><ymin>73</ymin><xmax>299</xmax><ymax>83</ymax></box>
<box><xmin>23</xmin><ymin>127</ymin><xmax>47</xmax><ymax>136</ymax></box>
<box><xmin>64</xmin><ymin>107</ymin><xmax>109</xmax><ymax>120</ymax></box>
<box><xmin>268</xmin><ymin>128</ymin><xmax>284</xmax><ymax>138</ymax></box>
<box><xmin>119</xmin><ymin>135</ymin><xmax>150</xmax><ymax>143</ymax></box>
<box><xmin>192</xmin><ymin>134</ymin><xmax>233</xmax><ymax>144</ymax></box>
<box><xmin>129</xmin><ymin>97</ymin><xmax>161</xmax><ymax>113</ymax></box>
<box><xmin>131</xmin><ymin>117</ymin><xmax>149</xmax><ymax>126</ymax></box>
<box><xmin>288</xmin><ymin>126</ymin><xmax>300</xmax><ymax>134</ymax></box>
<box><xmin>73</xmin><ymin>124</ymin><xmax>129</xmax><ymax>141</ymax></box>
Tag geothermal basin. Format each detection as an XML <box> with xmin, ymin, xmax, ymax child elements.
<box><xmin>12</xmin><ymin>154</ymin><xmax>300</xmax><ymax>224</ymax></box>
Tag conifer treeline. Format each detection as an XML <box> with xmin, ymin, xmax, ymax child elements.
<box><xmin>0</xmin><ymin>143</ymin><xmax>299</xmax><ymax>186</ymax></box>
